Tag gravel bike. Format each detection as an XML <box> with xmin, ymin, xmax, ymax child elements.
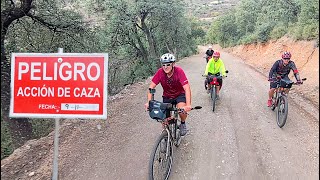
<box><xmin>269</xmin><ymin>77</ymin><xmax>306</xmax><ymax>128</ymax></box>
<box><xmin>147</xmin><ymin>88</ymin><xmax>201</xmax><ymax>180</ymax></box>
<box><xmin>202</xmin><ymin>70</ymin><xmax>228</xmax><ymax>112</ymax></box>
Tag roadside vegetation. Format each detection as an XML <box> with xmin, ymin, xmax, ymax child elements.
<box><xmin>205</xmin><ymin>0</ymin><xmax>319</xmax><ymax>47</ymax></box>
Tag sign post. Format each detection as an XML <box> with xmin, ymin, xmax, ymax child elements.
<box><xmin>9</xmin><ymin>49</ymin><xmax>108</xmax><ymax>180</ymax></box>
<box><xmin>52</xmin><ymin>48</ymin><xmax>63</xmax><ymax>180</ymax></box>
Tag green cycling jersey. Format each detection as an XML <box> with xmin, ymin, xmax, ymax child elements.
<box><xmin>204</xmin><ymin>58</ymin><xmax>226</xmax><ymax>76</ymax></box>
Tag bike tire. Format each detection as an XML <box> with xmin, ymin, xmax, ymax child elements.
<box><xmin>148</xmin><ymin>131</ymin><xmax>173</xmax><ymax>180</ymax></box>
<box><xmin>174</xmin><ymin>122</ymin><xmax>181</xmax><ymax>147</ymax></box>
<box><xmin>276</xmin><ymin>95</ymin><xmax>288</xmax><ymax>128</ymax></box>
<box><xmin>211</xmin><ymin>87</ymin><xmax>216</xmax><ymax>112</ymax></box>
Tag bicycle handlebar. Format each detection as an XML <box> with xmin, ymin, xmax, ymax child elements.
<box><xmin>268</xmin><ymin>77</ymin><xmax>307</xmax><ymax>84</ymax></box>
<box><xmin>170</xmin><ymin>105</ymin><xmax>202</xmax><ymax>112</ymax></box>
<box><xmin>202</xmin><ymin>70</ymin><xmax>229</xmax><ymax>78</ymax></box>
<box><xmin>148</xmin><ymin>88</ymin><xmax>202</xmax><ymax>112</ymax></box>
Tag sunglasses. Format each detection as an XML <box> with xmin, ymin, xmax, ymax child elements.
<box><xmin>162</xmin><ymin>63</ymin><xmax>172</xmax><ymax>67</ymax></box>
<box><xmin>283</xmin><ymin>58</ymin><xmax>290</xmax><ymax>60</ymax></box>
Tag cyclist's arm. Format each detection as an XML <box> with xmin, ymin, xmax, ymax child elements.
<box><xmin>147</xmin><ymin>81</ymin><xmax>157</xmax><ymax>102</ymax></box>
<box><xmin>290</xmin><ymin>61</ymin><xmax>301</xmax><ymax>81</ymax></box>
<box><xmin>183</xmin><ymin>83</ymin><xmax>192</xmax><ymax>107</ymax></box>
<box><xmin>269</xmin><ymin>61</ymin><xmax>279</xmax><ymax>79</ymax></box>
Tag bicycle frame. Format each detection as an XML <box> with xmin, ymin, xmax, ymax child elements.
<box><xmin>272</xmin><ymin>85</ymin><xmax>287</xmax><ymax>107</ymax></box>
<box><xmin>161</xmin><ymin>105</ymin><xmax>181</xmax><ymax>150</ymax></box>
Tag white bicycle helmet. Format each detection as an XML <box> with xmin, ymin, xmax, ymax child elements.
<box><xmin>160</xmin><ymin>53</ymin><xmax>176</xmax><ymax>63</ymax></box>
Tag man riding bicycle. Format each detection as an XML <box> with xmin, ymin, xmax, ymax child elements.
<box><xmin>145</xmin><ymin>53</ymin><xmax>192</xmax><ymax>136</ymax></box>
<box><xmin>267</xmin><ymin>51</ymin><xmax>302</xmax><ymax>107</ymax></box>
<box><xmin>205</xmin><ymin>45</ymin><xmax>214</xmax><ymax>63</ymax></box>
<box><xmin>204</xmin><ymin>51</ymin><xmax>227</xmax><ymax>99</ymax></box>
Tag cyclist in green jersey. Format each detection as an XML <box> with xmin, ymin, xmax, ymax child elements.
<box><xmin>204</xmin><ymin>51</ymin><xmax>227</xmax><ymax>99</ymax></box>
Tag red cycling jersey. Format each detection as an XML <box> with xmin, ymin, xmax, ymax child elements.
<box><xmin>152</xmin><ymin>66</ymin><xmax>189</xmax><ymax>99</ymax></box>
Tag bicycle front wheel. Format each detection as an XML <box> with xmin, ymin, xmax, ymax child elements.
<box><xmin>211</xmin><ymin>87</ymin><xmax>216</xmax><ymax>112</ymax></box>
<box><xmin>276</xmin><ymin>95</ymin><xmax>288</xmax><ymax>128</ymax></box>
<box><xmin>148</xmin><ymin>131</ymin><xmax>173</xmax><ymax>180</ymax></box>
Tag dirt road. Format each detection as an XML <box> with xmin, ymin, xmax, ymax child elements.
<box><xmin>2</xmin><ymin>50</ymin><xmax>319</xmax><ymax>180</ymax></box>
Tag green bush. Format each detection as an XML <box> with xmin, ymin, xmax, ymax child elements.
<box><xmin>255</xmin><ymin>23</ymin><xmax>275</xmax><ymax>43</ymax></box>
<box><xmin>302</xmin><ymin>23</ymin><xmax>319</xmax><ymax>40</ymax></box>
<box><xmin>238</xmin><ymin>33</ymin><xmax>258</xmax><ymax>45</ymax></box>
<box><xmin>270</xmin><ymin>26</ymin><xmax>288</xmax><ymax>40</ymax></box>
<box><xmin>1</xmin><ymin>120</ymin><xmax>13</xmax><ymax>159</ymax></box>
<box><xmin>30</xmin><ymin>119</ymin><xmax>55</xmax><ymax>139</ymax></box>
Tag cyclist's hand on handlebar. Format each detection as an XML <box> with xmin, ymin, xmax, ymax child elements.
<box><xmin>182</xmin><ymin>105</ymin><xmax>192</xmax><ymax>112</ymax></box>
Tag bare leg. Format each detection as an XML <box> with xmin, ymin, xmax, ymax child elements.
<box><xmin>177</xmin><ymin>102</ymin><xmax>187</xmax><ymax>122</ymax></box>
<box><xmin>269</xmin><ymin>88</ymin><xmax>275</xmax><ymax>99</ymax></box>
<box><xmin>216</xmin><ymin>85</ymin><xmax>220</xmax><ymax>95</ymax></box>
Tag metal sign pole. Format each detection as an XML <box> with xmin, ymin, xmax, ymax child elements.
<box><xmin>52</xmin><ymin>48</ymin><xmax>63</xmax><ymax>180</ymax></box>
<box><xmin>52</xmin><ymin>118</ymin><xmax>60</xmax><ymax>180</ymax></box>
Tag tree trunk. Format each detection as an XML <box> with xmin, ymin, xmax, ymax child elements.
<box><xmin>1</xmin><ymin>0</ymin><xmax>34</xmax><ymax>149</ymax></box>
<box><xmin>1</xmin><ymin>34</ymin><xmax>33</xmax><ymax>149</ymax></box>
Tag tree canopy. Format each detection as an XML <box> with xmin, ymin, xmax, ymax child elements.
<box><xmin>206</xmin><ymin>0</ymin><xmax>319</xmax><ymax>47</ymax></box>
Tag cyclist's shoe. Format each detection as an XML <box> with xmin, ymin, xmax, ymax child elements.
<box><xmin>179</xmin><ymin>123</ymin><xmax>188</xmax><ymax>136</ymax></box>
<box><xmin>216</xmin><ymin>95</ymin><xmax>220</xmax><ymax>100</ymax></box>
<box><xmin>160</xmin><ymin>138</ymin><xmax>167</xmax><ymax>153</ymax></box>
<box><xmin>267</xmin><ymin>99</ymin><xmax>272</xmax><ymax>107</ymax></box>
<box><xmin>206</xmin><ymin>88</ymin><xmax>211</xmax><ymax>94</ymax></box>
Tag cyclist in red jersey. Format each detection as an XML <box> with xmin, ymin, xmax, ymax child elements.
<box><xmin>145</xmin><ymin>53</ymin><xmax>192</xmax><ymax>136</ymax></box>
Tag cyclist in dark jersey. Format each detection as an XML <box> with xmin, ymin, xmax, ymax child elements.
<box><xmin>145</xmin><ymin>53</ymin><xmax>191</xmax><ymax>136</ymax></box>
<box><xmin>205</xmin><ymin>45</ymin><xmax>214</xmax><ymax>63</ymax></box>
<box><xmin>267</xmin><ymin>51</ymin><xmax>302</xmax><ymax>107</ymax></box>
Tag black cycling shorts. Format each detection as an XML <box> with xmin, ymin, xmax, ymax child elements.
<box><xmin>162</xmin><ymin>93</ymin><xmax>186</xmax><ymax>104</ymax></box>
<box><xmin>270</xmin><ymin>76</ymin><xmax>290</xmax><ymax>89</ymax></box>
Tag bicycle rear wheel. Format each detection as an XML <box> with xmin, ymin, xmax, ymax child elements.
<box><xmin>149</xmin><ymin>131</ymin><xmax>172</xmax><ymax>180</ymax></box>
<box><xmin>211</xmin><ymin>87</ymin><xmax>216</xmax><ymax>112</ymax></box>
<box><xmin>276</xmin><ymin>95</ymin><xmax>288</xmax><ymax>128</ymax></box>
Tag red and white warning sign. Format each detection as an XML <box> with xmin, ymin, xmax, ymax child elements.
<box><xmin>9</xmin><ymin>53</ymin><xmax>108</xmax><ymax>119</ymax></box>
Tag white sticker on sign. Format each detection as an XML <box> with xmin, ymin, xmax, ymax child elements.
<box><xmin>61</xmin><ymin>103</ymin><xmax>99</xmax><ymax>111</ymax></box>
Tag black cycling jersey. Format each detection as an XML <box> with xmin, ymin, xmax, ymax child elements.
<box><xmin>269</xmin><ymin>59</ymin><xmax>300</xmax><ymax>80</ymax></box>
<box><xmin>205</xmin><ymin>49</ymin><xmax>214</xmax><ymax>57</ymax></box>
